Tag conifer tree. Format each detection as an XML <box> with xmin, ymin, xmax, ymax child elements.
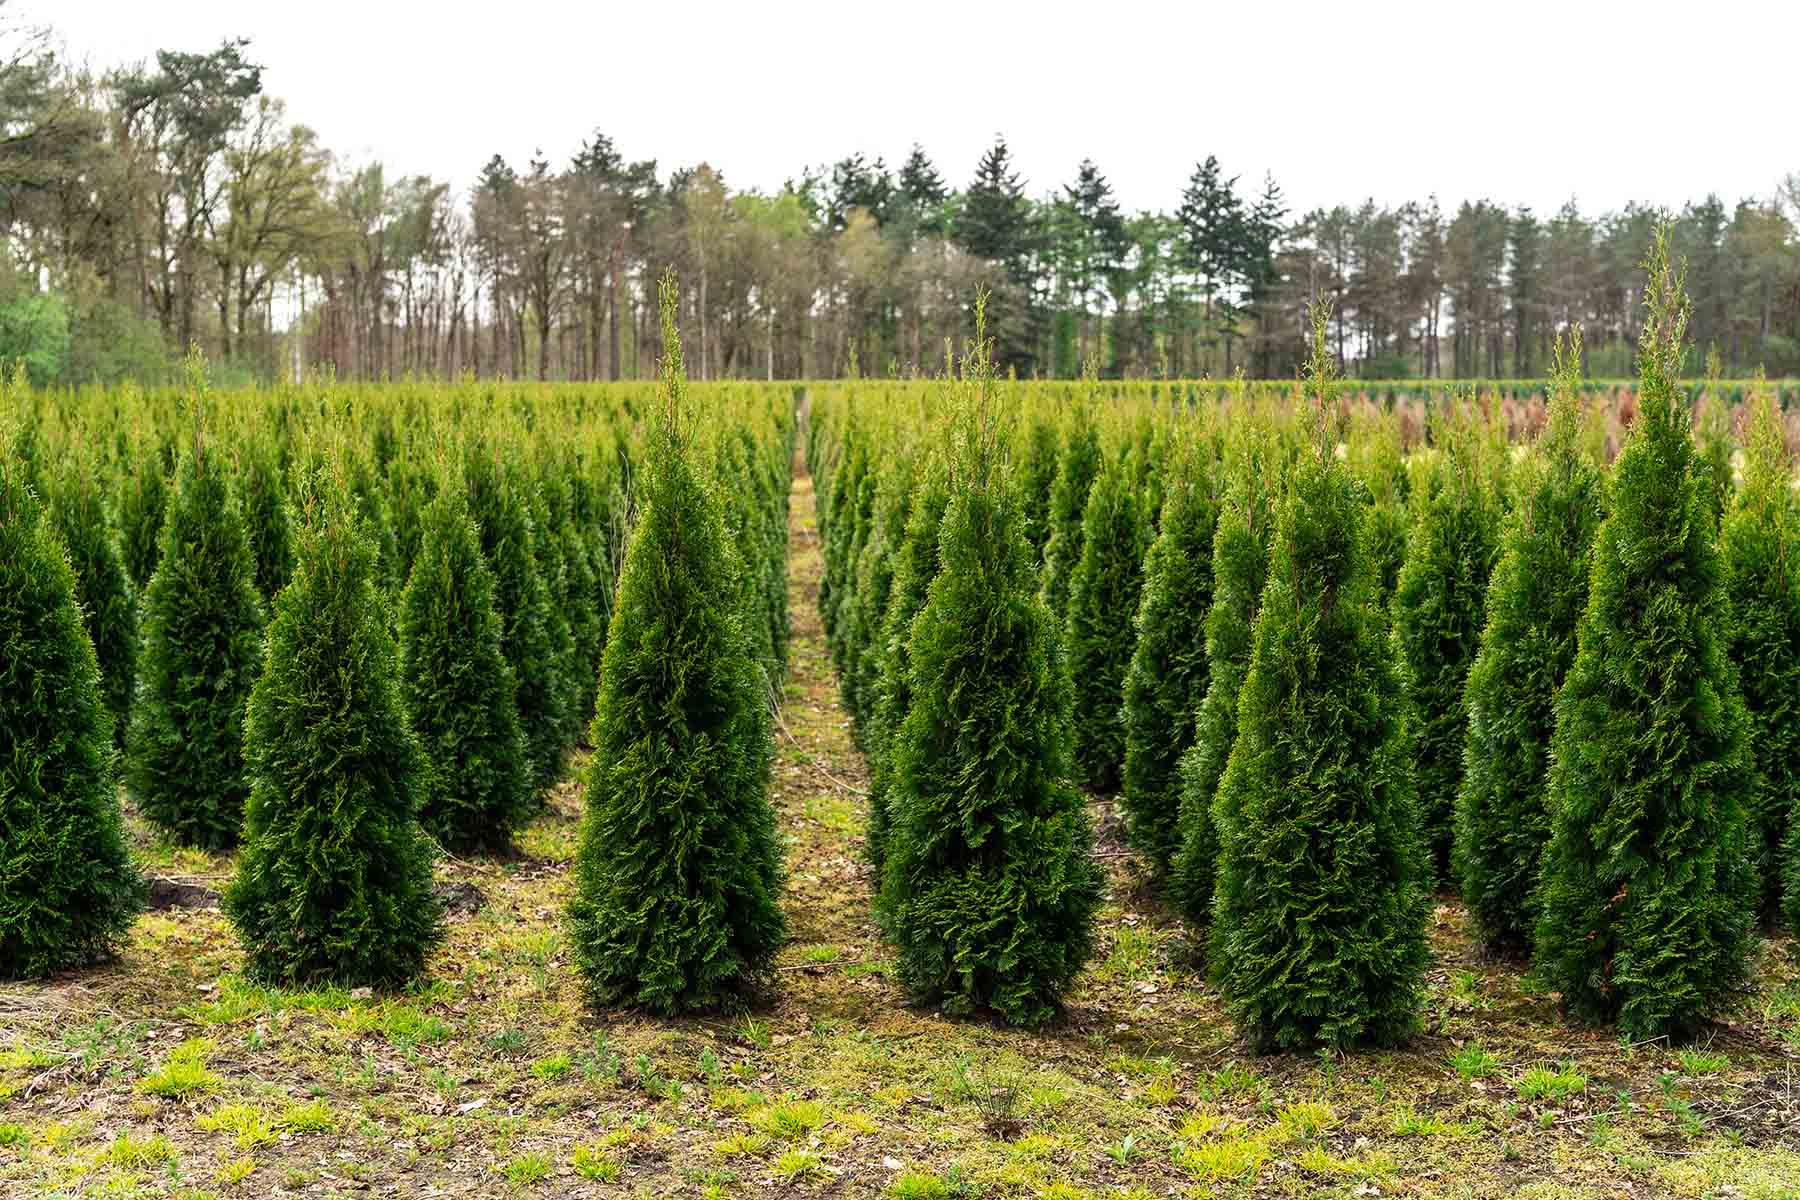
<box><xmin>49</xmin><ymin>462</ymin><xmax>139</xmax><ymax>743</ymax></box>
<box><xmin>1016</xmin><ymin>410</ymin><xmax>1061</xmax><ymax>564</ymax></box>
<box><xmin>1534</xmin><ymin>236</ymin><xmax>1755</xmax><ymax>1038</ymax></box>
<box><xmin>1039</xmin><ymin>395</ymin><xmax>1101</xmax><ymax>617</ymax></box>
<box><xmin>116</xmin><ymin>436</ymin><xmax>168</xmax><ymax>591</ymax></box>
<box><xmin>126</xmin><ymin>434</ymin><xmax>266</xmax><ymax>849</ymax></box>
<box><xmin>1390</xmin><ymin>410</ymin><xmax>1502</xmax><ymax>879</ymax></box>
<box><xmin>0</xmin><ymin>451</ymin><xmax>145</xmax><ymax>979</ymax></box>
<box><xmin>528</xmin><ymin>485</ymin><xmax>583</xmax><ymax>750</ymax></box>
<box><xmin>239</xmin><ymin>438</ymin><xmax>294</xmax><ymax>604</ymax></box>
<box><xmin>878</xmin><ymin>308</ymin><xmax>1102</xmax><ymax>1028</ymax></box>
<box><xmin>1169</xmin><ymin>420</ymin><xmax>1282</xmax><ymax>926</ymax></box>
<box><xmin>466</xmin><ymin>451</ymin><xmax>568</xmax><ymax>791</ymax></box>
<box><xmin>1720</xmin><ymin>379</ymin><xmax>1800</xmax><ymax>925</ymax></box>
<box><xmin>1207</xmin><ymin>309</ymin><xmax>1429</xmax><ymax>1050</ymax></box>
<box><xmin>567</xmin><ymin>275</ymin><xmax>785</xmax><ymax>1014</ymax></box>
<box><xmin>1120</xmin><ymin>429</ymin><xmax>1218</xmax><ymax>878</ymax></box>
<box><xmin>863</xmin><ymin>452</ymin><xmax>949</xmax><ymax>875</ymax></box>
<box><xmin>224</xmin><ymin>484</ymin><xmax>444</xmax><ymax>986</ymax></box>
<box><xmin>1064</xmin><ymin>444</ymin><xmax>1150</xmax><ymax>791</ymax></box>
<box><xmin>399</xmin><ymin>482</ymin><xmax>534</xmax><ymax>853</ymax></box>
<box><xmin>844</xmin><ymin>449</ymin><xmax>917</xmax><ymax>737</ymax></box>
<box><xmin>1456</xmin><ymin>332</ymin><xmax>1605</xmax><ymax>949</ymax></box>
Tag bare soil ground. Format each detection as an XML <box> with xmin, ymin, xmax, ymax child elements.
<box><xmin>4</xmin><ymin>464</ymin><xmax>1800</xmax><ymax>1198</ymax></box>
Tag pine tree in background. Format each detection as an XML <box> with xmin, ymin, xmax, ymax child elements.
<box><xmin>1456</xmin><ymin>332</ymin><xmax>1605</xmax><ymax>950</ymax></box>
<box><xmin>1390</xmin><ymin>409</ymin><xmax>1502</xmax><ymax>880</ymax></box>
<box><xmin>1120</xmin><ymin>427</ymin><xmax>1218</xmax><ymax>880</ymax></box>
<box><xmin>1534</xmin><ymin>235</ymin><xmax>1755</xmax><ymax>1038</ymax></box>
<box><xmin>239</xmin><ymin>438</ymin><xmax>294</xmax><ymax>604</ymax></box>
<box><xmin>466</xmin><ymin>451</ymin><xmax>568</xmax><ymax>792</ymax></box>
<box><xmin>1169</xmin><ymin>419</ymin><xmax>1283</xmax><ymax>926</ymax></box>
<box><xmin>126</xmin><ymin>434</ymin><xmax>266</xmax><ymax>849</ymax></box>
<box><xmin>1064</xmin><ymin>444</ymin><xmax>1150</xmax><ymax>792</ymax></box>
<box><xmin>567</xmin><ymin>274</ymin><xmax>785</xmax><ymax>1014</ymax></box>
<box><xmin>1721</xmin><ymin>379</ymin><xmax>1800</xmax><ymax>925</ymax></box>
<box><xmin>399</xmin><ymin>482</ymin><xmax>534</xmax><ymax>854</ymax></box>
<box><xmin>864</xmin><ymin>452</ymin><xmax>949</xmax><ymax>875</ymax></box>
<box><xmin>878</xmin><ymin>304</ymin><xmax>1102</xmax><ymax>1028</ymax></box>
<box><xmin>49</xmin><ymin>461</ymin><xmax>139</xmax><ymax>744</ymax></box>
<box><xmin>1207</xmin><ymin>310</ymin><xmax>1429</xmax><ymax>1050</ymax></box>
<box><xmin>224</xmin><ymin>484</ymin><xmax>444</xmax><ymax>986</ymax></box>
<box><xmin>0</xmin><ymin>449</ymin><xmax>145</xmax><ymax>979</ymax></box>
<box><xmin>1039</xmin><ymin>394</ymin><xmax>1101</xmax><ymax>617</ymax></box>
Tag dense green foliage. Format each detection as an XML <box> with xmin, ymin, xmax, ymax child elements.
<box><xmin>399</xmin><ymin>484</ymin><xmax>534</xmax><ymax>853</ymax></box>
<box><xmin>125</xmin><ymin>440</ymin><xmax>267</xmax><ymax>849</ymax></box>
<box><xmin>567</xmin><ymin>285</ymin><xmax>786</xmax><ymax>1014</ymax></box>
<box><xmin>1455</xmin><ymin>338</ymin><xmax>1605</xmax><ymax>949</ymax></box>
<box><xmin>1720</xmin><ymin>388</ymin><xmax>1800</xmax><ymax>925</ymax></box>
<box><xmin>1064</xmin><ymin>445</ymin><xmax>1150</xmax><ymax>792</ymax></box>
<box><xmin>0</xmin><ymin>453</ymin><xmax>145</xmax><ymax>979</ymax></box>
<box><xmin>875</xmin><ymin>354</ymin><xmax>1102</xmax><ymax>1029</ymax></box>
<box><xmin>1390</xmin><ymin>419</ymin><xmax>1502</xmax><ymax>879</ymax></box>
<box><xmin>1534</xmin><ymin>241</ymin><xmax>1756</xmax><ymax>1038</ymax></box>
<box><xmin>1207</xmin><ymin>341</ymin><xmax>1429</xmax><ymax>1050</ymax></box>
<box><xmin>49</xmin><ymin>461</ymin><xmax>139</xmax><ymax>742</ymax></box>
<box><xmin>1039</xmin><ymin>401</ymin><xmax>1101</xmax><ymax>618</ymax></box>
<box><xmin>1120</xmin><ymin>432</ymin><xmax>1218</xmax><ymax>878</ymax></box>
<box><xmin>224</xmin><ymin>493</ymin><xmax>444</xmax><ymax>986</ymax></box>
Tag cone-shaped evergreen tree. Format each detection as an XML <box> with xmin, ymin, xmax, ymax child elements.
<box><xmin>1064</xmin><ymin>445</ymin><xmax>1150</xmax><ymax>792</ymax></box>
<box><xmin>1016</xmin><ymin>410</ymin><xmax>1061</xmax><ymax>564</ymax></box>
<box><xmin>844</xmin><ymin>450</ymin><xmax>918</xmax><ymax>739</ymax></box>
<box><xmin>1534</xmin><ymin>235</ymin><xmax>1755</xmax><ymax>1038</ymax></box>
<box><xmin>1720</xmin><ymin>379</ymin><xmax>1800</xmax><ymax>925</ymax></box>
<box><xmin>1455</xmin><ymin>332</ymin><xmax>1605</xmax><ymax>950</ymax></box>
<box><xmin>1120</xmin><ymin>430</ymin><xmax>1218</xmax><ymax>879</ymax></box>
<box><xmin>224</xmin><ymin>483</ymin><xmax>444</xmax><ymax>986</ymax></box>
<box><xmin>1169</xmin><ymin>420</ymin><xmax>1282</xmax><ymax>926</ymax></box>
<box><xmin>49</xmin><ymin>462</ymin><xmax>139</xmax><ymax>744</ymax></box>
<box><xmin>566</xmin><ymin>274</ymin><xmax>785</xmax><ymax>1014</ymax></box>
<box><xmin>864</xmin><ymin>452</ymin><xmax>949</xmax><ymax>875</ymax></box>
<box><xmin>116</xmin><ymin>436</ymin><xmax>169</xmax><ymax>591</ymax></box>
<box><xmin>877</xmin><ymin>309</ymin><xmax>1102</xmax><ymax>1028</ymax></box>
<box><xmin>1207</xmin><ymin>311</ymin><xmax>1429</xmax><ymax>1050</ymax></box>
<box><xmin>466</xmin><ymin>451</ymin><xmax>568</xmax><ymax>791</ymax></box>
<box><xmin>528</xmin><ymin>486</ymin><xmax>583</xmax><ymax>751</ymax></box>
<box><xmin>1390</xmin><ymin>410</ymin><xmax>1502</xmax><ymax>880</ymax></box>
<box><xmin>399</xmin><ymin>482</ymin><xmax>534</xmax><ymax>853</ymax></box>
<box><xmin>239</xmin><ymin>439</ymin><xmax>294</xmax><ymax>605</ymax></box>
<box><xmin>1039</xmin><ymin>395</ymin><xmax>1101</xmax><ymax>618</ymax></box>
<box><xmin>0</xmin><ymin>451</ymin><xmax>145</xmax><ymax>979</ymax></box>
<box><xmin>126</xmin><ymin>433</ymin><xmax>266</xmax><ymax>849</ymax></box>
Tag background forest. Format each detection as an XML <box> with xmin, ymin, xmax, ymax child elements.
<box><xmin>5</xmin><ymin>21</ymin><xmax>1800</xmax><ymax>386</ymax></box>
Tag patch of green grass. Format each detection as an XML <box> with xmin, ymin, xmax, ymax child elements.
<box><xmin>1449</xmin><ymin>1041</ymin><xmax>1501</xmax><ymax>1080</ymax></box>
<box><xmin>0</xmin><ymin>1122</ymin><xmax>28</xmax><ymax>1149</ymax></box>
<box><xmin>137</xmin><ymin>1039</ymin><xmax>220</xmax><ymax>1099</ymax></box>
<box><xmin>197</xmin><ymin>1102</ymin><xmax>278</xmax><ymax>1149</ymax></box>
<box><xmin>1677</xmin><ymin>1048</ymin><xmax>1729</xmax><ymax>1076</ymax></box>
<box><xmin>570</xmin><ymin>1144</ymin><xmax>621</xmax><ymax>1182</ymax></box>
<box><xmin>279</xmin><ymin>1098</ymin><xmax>336</xmax><ymax>1134</ymax></box>
<box><xmin>1392</xmin><ymin>1106</ymin><xmax>1475</xmax><ymax>1137</ymax></box>
<box><xmin>342</xmin><ymin>1002</ymin><xmax>451</xmax><ymax>1048</ymax></box>
<box><xmin>714</xmin><ymin>1131</ymin><xmax>771</xmax><ymax>1157</ymax></box>
<box><xmin>801</xmin><ymin>945</ymin><xmax>841</xmax><ymax>963</ymax></box>
<box><xmin>1174</xmin><ymin>1134</ymin><xmax>1269</xmax><ymax>1182</ymax></box>
<box><xmin>100</xmin><ymin>1131</ymin><xmax>176</xmax><ymax>1168</ymax></box>
<box><xmin>1517</xmin><ymin>1064</ymin><xmax>1587</xmax><ymax>1103</ymax></box>
<box><xmin>504</xmin><ymin>1152</ymin><xmax>552</xmax><ymax>1186</ymax></box>
<box><xmin>888</xmin><ymin>1169</ymin><xmax>953</xmax><ymax>1200</ymax></box>
<box><xmin>757</xmin><ymin>1100</ymin><xmax>826</xmax><ymax>1141</ymax></box>
<box><xmin>775</xmin><ymin>1148</ymin><xmax>825</xmax><ymax>1179</ymax></box>
<box><xmin>1271</xmin><ymin>1100</ymin><xmax>1335</xmax><ymax>1143</ymax></box>
<box><xmin>529</xmin><ymin>1053</ymin><xmax>572</xmax><ymax>1080</ymax></box>
<box><xmin>217</xmin><ymin>1154</ymin><xmax>256</xmax><ymax>1184</ymax></box>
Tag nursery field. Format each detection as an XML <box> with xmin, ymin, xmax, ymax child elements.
<box><xmin>1</xmin><ymin>454</ymin><xmax>1799</xmax><ymax>1200</ymax></box>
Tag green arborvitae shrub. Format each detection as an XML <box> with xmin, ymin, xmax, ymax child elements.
<box><xmin>0</xmin><ymin>455</ymin><xmax>145</xmax><ymax>979</ymax></box>
<box><xmin>1350</xmin><ymin>423</ymin><xmax>1410</xmax><ymax>610</ymax></box>
<box><xmin>1120</xmin><ymin>433</ymin><xmax>1218</xmax><ymax>879</ymax></box>
<box><xmin>399</xmin><ymin>484</ymin><xmax>534</xmax><ymax>854</ymax></box>
<box><xmin>224</xmin><ymin>490</ymin><xmax>444</xmax><ymax>987</ymax></box>
<box><xmin>239</xmin><ymin>440</ymin><xmax>294</xmax><ymax>604</ymax></box>
<box><xmin>844</xmin><ymin>451</ymin><xmax>918</xmax><ymax>739</ymax></box>
<box><xmin>116</xmin><ymin>443</ymin><xmax>168</xmax><ymax>591</ymax></box>
<box><xmin>49</xmin><ymin>463</ymin><xmax>139</xmax><ymax>743</ymax></box>
<box><xmin>864</xmin><ymin>453</ymin><xmax>949</xmax><ymax>876</ymax></box>
<box><xmin>126</xmin><ymin>440</ymin><xmax>266</xmax><ymax>849</ymax></box>
<box><xmin>1169</xmin><ymin>424</ymin><xmax>1283</xmax><ymax>926</ymax></box>
<box><xmin>1390</xmin><ymin>417</ymin><xmax>1502</xmax><ymax>881</ymax></box>
<box><xmin>528</xmin><ymin>485</ymin><xmax>583</xmax><ymax>751</ymax></box>
<box><xmin>821</xmin><ymin>432</ymin><xmax>870</xmax><ymax>659</ymax></box>
<box><xmin>1207</xmin><ymin>325</ymin><xmax>1429</xmax><ymax>1051</ymax></box>
<box><xmin>1016</xmin><ymin>411</ymin><xmax>1061</xmax><ymax>564</ymax></box>
<box><xmin>1455</xmin><ymin>334</ymin><xmax>1605</xmax><ymax>950</ymax></box>
<box><xmin>566</xmin><ymin>277</ymin><xmax>785</xmax><ymax>1014</ymax></box>
<box><xmin>1039</xmin><ymin>401</ymin><xmax>1101</xmax><ymax>618</ymax></box>
<box><xmin>1721</xmin><ymin>385</ymin><xmax>1800</xmax><ymax>926</ymax></box>
<box><xmin>1064</xmin><ymin>446</ymin><xmax>1150</xmax><ymax>792</ymax></box>
<box><xmin>1534</xmin><ymin>237</ymin><xmax>1755</xmax><ymax>1039</ymax></box>
<box><xmin>877</xmin><ymin>334</ymin><xmax>1102</xmax><ymax>1029</ymax></box>
<box><xmin>466</xmin><ymin>452</ymin><xmax>568</xmax><ymax>792</ymax></box>
<box><xmin>830</xmin><ymin>444</ymin><xmax>877</xmax><ymax>680</ymax></box>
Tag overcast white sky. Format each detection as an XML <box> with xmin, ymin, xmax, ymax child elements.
<box><xmin>32</xmin><ymin>0</ymin><xmax>1800</xmax><ymax>218</ymax></box>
